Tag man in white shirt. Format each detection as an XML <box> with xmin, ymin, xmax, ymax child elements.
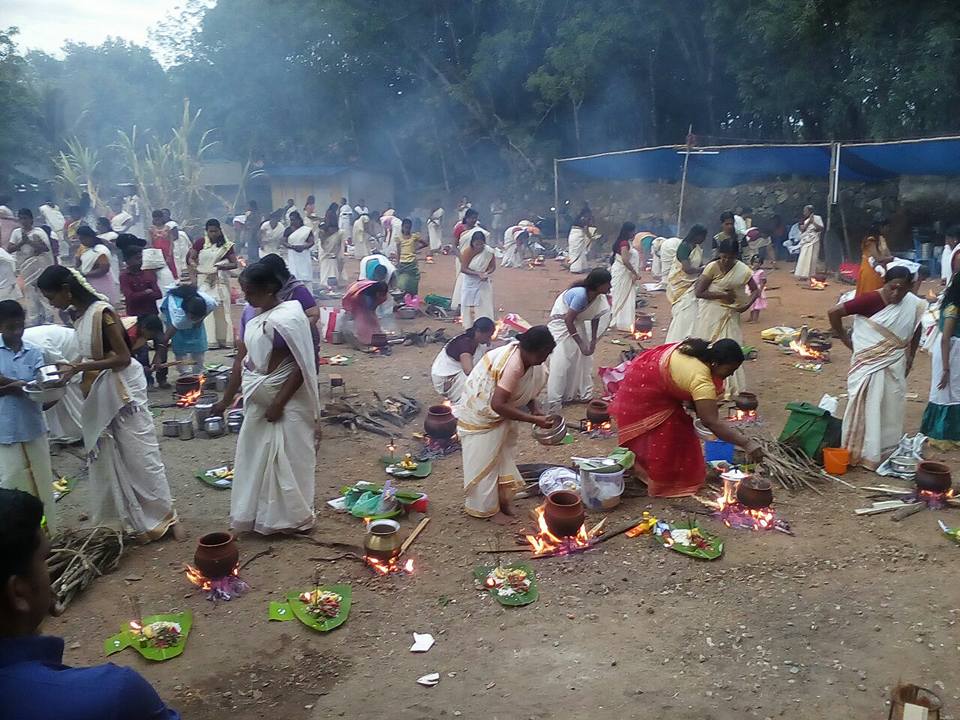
<box><xmin>338</xmin><ymin>198</ymin><xmax>353</xmax><ymax>234</ymax></box>
<box><xmin>38</xmin><ymin>202</ymin><xmax>65</xmax><ymax>241</ymax></box>
<box><xmin>7</xmin><ymin>209</ymin><xmax>54</xmax><ymax>326</ymax></box>
<box><xmin>109</xmin><ymin>198</ymin><xmax>133</xmax><ymax>233</ymax></box>
<box><xmin>259</xmin><ymin>211</ymin><xmax>286</xmax><ymax>259</ymax></box>
<box><xmin>353</xmin><ymin>199</ymin><xmax>369</xmax><ymax>217</ymax></box>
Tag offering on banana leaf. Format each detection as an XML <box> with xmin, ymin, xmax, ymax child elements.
<box><xmin>939</xmin><ymin>520</ymin><xmax>960</xmax><ymax>545</ymax></box>
<box><xmin>133</xmin><ymin>621</ymin><xmax>182</xmax><ymax>649</ymax></box>
<box><xmin>654</xmin><ymin>520</ymin><xmax>723</xmax><ymax>560</ymax></box>
<box><xmin>299</xmin><ymin>589</ymin><xmax>342</xmax><ymax>618</ymax></box>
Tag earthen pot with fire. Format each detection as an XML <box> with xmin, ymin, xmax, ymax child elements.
<box><xmin>734</xmin><ymin>392</ymin><xmax>758</xmax><ymax>412</ymax></box>
<box><xmin>544</xmin><ymin>490</ymin><xmax>585</xmax><ymax>537</ymax></box>
<box><xmin>915</xmin><ymin>461</ymin><xmax>952</xmax><ymax>493</ymax></box>
<box><xmin>424</xmin><ymin>405</ymin><xmax>457</xmax><ymax>440</ymax></box>
<box><xmin>633</xmin><ymin>314</ymin><xmax>654</xmax><ymax>333</ymax></box>
<box><xmin>194</xmin><ymin>532</ymin><xmax>239</xmax><ymax>578</ymax></box>
<box><xmin>175</xmin><ymin>375</ymin><xmax>202</xmax><ymax>397</ymax></box>
<box><xmin>586</xmin><ymin>400</ymin><xmax>610</xmax><ymax>424</ymax></box>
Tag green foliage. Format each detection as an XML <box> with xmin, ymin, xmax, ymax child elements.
<box><xmin>0</xmin><ymin>28</ymin><xmax>47</xmax><ymax>187</ymax></box>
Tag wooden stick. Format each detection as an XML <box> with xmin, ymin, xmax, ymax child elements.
<box><xmin>891</xmin><ymin>502</ymin><xmax>925</xmax><ymax>522</ymax></box>
<box><xmin>820</xmin><ymin>471</ymin><xmax>857</xmax><ymax>490</ymax></box>
<box><xmin>398</xmin><ymin>518</ymin><xmax>430</xmax><ymax>556</ymax></box>
<box><xmin>594</xmin><ymin>517</ymin><xmax>648</xmax><ymax>544</ymax></box>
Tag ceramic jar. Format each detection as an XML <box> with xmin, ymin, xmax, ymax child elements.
<box><xmin>424</xmin><ymin>405</ymin><xmax>457</xmax><ymax>440</ymax></box>
<box><xmin>544</xmin><ymin>491</ymin><xmax>585</xmax><ymax>537</ymax></box>
<box><xmin>194</xmin><ymin>532</ymin><xmax>239</xmax><ymax>578</ymax></box>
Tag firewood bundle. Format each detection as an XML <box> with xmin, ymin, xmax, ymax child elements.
<box><xmin>323</xmin><ymin>392</ymin><xmax>422</xmax><ymax>436</ymax></box>
<box><xmin>47</xmin><ymin>526</ymin><xmax>124</xmax><ymax>612</ymax></box>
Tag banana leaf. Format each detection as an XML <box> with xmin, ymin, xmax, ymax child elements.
<box><xmin>654</xmin><ymin>521</ymin><xmax>723</xmax><ymax>560</ymax></box>
<box><xmin>104</xmin><ymin>612</ymin><xmax>192</xmax><ymax>661</ymax></box>
<box><xmin>473</xmin><ymin>563</ymin><xmax>538</xmax><ymax>607</ymax></box>
<box><xmin>268</xmin><ymin>584</ymin><xmax>351</xmax><ymax>632</ymax></box>
<box><xmin>195</xmin><ymin>466</ymin><xmax>233</xmax><ymax>490</ymax></box>
<box><xmin>385</xmin><ymin>461</ymin><xmax>432</xmax><ymax>479</ymax></box>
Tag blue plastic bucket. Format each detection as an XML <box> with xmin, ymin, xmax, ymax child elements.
<box><xmin>704</xmin><ymin>440</ymin><xmax>734</xmax><ymax>463</ymax></box>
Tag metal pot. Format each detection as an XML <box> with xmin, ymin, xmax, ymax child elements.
<box><xmin>734</xmin><ymin>392</ymin><xmax>759</xmax><ymax>411</ymax></box>
<box><xmin>227</xmin><ymin>410</ymin><xmax>244</xmax><ymax>433</ymax></box>
<box><xmin>329</xmin><ymin>330</ymin><xmax>344</xmax><ymax>345</ymax></box>
<box><xmin>737</xmin><ymin>480</ymin><xmax>774</xmax><ymax>509</ymax></box>
<box><xmin>363</xmin><ymin>519</ymin><xmax>402</xmax><ymax>562</ymax></box>
<box><xmin>37</xmin><ymin>364</ymin><xmax>63</xmax><ymax>385</ymax></box>
<box><xmin>204</xmin><ymin>416</ymin><xmax>226</xmax><ymax>437</ymax></box>
<box><xmin>195</xmin><ymin>401</ymin><xmax>216</xmax><ymax>424</ymax></box>
<box><xmin>178</xmin><ymin>418</ymin><xmax>195</xmax><ymax>440</ymax></box>
<box><xmin>213</xmin><ymin>374</ymin><xmax>229</xmax><ymax>392</ymax></box>
<box><xmin>162</xmin><ymin>420</ymin><xmax>180</xmax><ymax>437</ymax></box>
<box><xmin>532</xmin><ymin>414</ymin><xmax>567</xmax><ymax>446</ymax></box>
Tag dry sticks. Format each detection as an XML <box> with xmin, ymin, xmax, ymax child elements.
<box><xmin>747</xmin><ymin>433</ymin><xmax>835</xmax><ymax>495</ymax></box>
<box><xmin>47</xmin><ymin>526</ymin><xmax>124</xmax><ymax>611</ymax></box>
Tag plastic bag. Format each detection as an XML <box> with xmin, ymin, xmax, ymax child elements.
<box><xmin>875</xmin><ymin>433</ymin><xmax>926</xmax><ymax>478</ymax></box>
<box><xmin>538</xmin><ymin>467</ymin><xmax>580</xmax><ymax>496</ymax></box>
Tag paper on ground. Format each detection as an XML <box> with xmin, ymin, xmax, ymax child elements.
<box><xmin>417</xmin><ymin>672</ymin><xmax>440</xmax><ymax>687</ymax></box>
<box><xmin>410</xmin><ymin>633</ymin><xmax>435</xmax><ymax>652</ymax></box>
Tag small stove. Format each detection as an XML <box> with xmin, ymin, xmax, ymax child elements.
<box><xmin>522</xmin><ymin>506</ymin><xmax>604</xmax><ymax>558</ymax></box>
<box><xmin>363</xmin><ymin>555</ymin><xmax>415</xmax><ymax>576</ymax></box>
<box><xmin>577</xmin><ymin>418</ymin><xmax>615</xmax><ymax>439</ymax></box>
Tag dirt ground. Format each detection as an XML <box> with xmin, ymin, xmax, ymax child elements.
<box><xmin>47</xmin><ymin>253</ymin><xmax>960</xmax><ymax>720</ymax></box>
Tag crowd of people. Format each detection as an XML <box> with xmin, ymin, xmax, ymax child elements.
<box><xmin>1</xmin><ymin>186</ymin><xmax>958</xmax><ymax>715</ymax></box>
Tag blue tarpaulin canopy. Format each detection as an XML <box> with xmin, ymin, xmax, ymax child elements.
<box><xmin>558</xmin><ymin>137</ymin><xmax>960</xmax><ymax>186</ymax></box>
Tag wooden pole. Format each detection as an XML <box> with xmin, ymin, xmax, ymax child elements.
<box><xmin>553</xmin><ymin>158</ymin><xmax>561</xmax><ymax>244</ymax></box>
<box><xmin>677</xmin><ymin>125</ymin><xmax>692</xmax><ymax>232</ymax></box>
<box><xmin>398</xmin><ymin>517</ymin><xmax>430</xmax><ymax>556</ymax></box>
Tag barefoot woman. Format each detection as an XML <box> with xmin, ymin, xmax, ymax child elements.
<box><xmin>37</xmin><ymin>266</ymin><xmax>180</xmax><ymax>542</ymax></box>
<box><xmin>455</xmin><ymin>326</ymin><xmax>555</xmax><ymax>523</ymax></box>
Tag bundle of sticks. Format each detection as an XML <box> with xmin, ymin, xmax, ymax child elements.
<box><xmin>47</xmin><ymin>526</ymin><xmax>124</xmax><ymax>611</ymax></box>
<box><xmin>322</xmin><ymin>392</ymin><xmax>422</xmax><ymax>437</ymax></box>
<box><xmin>747</xmin><ymin>433</ymin><xmax>853</xmax><ymax>494</ymax></box>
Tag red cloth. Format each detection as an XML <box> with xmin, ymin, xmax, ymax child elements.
<box><xmin>119</xmin><ymin>269</ymin><xmax>161</xmax><ymax>317</ymax></box>
<box><xmin>452</xmin><ymin>222</ymin><xmax>467</xmax><ymax>242</ymax></box>
<box><xmin>842</xmin><ymin>289</ymin><xmax>886</xmax><ymax>317</ymax></box>
<box><xmin>610</xmin><ymin>343</ymin><xmax>722</xmax><ymax>497</ymax></box>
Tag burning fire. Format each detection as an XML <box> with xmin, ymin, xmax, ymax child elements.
<box><xmin>809</xmin><ymin>278</ymin><xmax>827</xmax><ymax>290</ymax></box>
<box><xmin>492</xmin><ymin>318</ymin><xmax>507</xmax><ymax>340</ymax></box>
<box><xmin>917</xmin><ymin>487</ymin><xmax>955</xmax><ymax>508</ymax></box>
<box><xmin>630</xmin><ymin>322</ymin><xmax>653</xmax><ymax>342</ymax></box>
<box><xmin>789</xmin><ymin>339</ymin><xmax>827</xmax><ymax>360</ymax></box>
<box><xmin>176</xmin><ymin>375</ymin><xmax>206</xmax><ymax>407</ymax></box>
<box><xmin>729</xmin><ymin>409</ymin><xmax>758</xmax><ymax>423</ymax></box>
<box><xmin>184</xmin><ymin>563</ymin><xmax>249</xmax><ymax>600</ymax></box>
<box><xmin>524</xmin><ymin>506</ymin><xmax>596</xmax><ymax>557</ymax></box>
<box><xmin>364</xmin><ymin>555</ymin><xmax>415</xmax><ymax>575</ymax></box>
<box><xmin>582</xmin><ymin>419</ymin><xmax>613</xmax><ymax>434</ymax></box>
<box><xmin>713</xmin><ymin>482</ymin><xmax>776</xmax><ymax>531</ymax></box>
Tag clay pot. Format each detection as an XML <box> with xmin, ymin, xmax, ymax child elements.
<box><xmin>915</xmin><ymin>461</ymin><xmax>952</xmax><ymax>493</ymax></box>
<box><xmin>734</xmin><ymin>392</ymin><xmax>759</xmax><ymax>411</ymax></box>
<box><xmin>633</xmin><ymin>314</ymin><xmax>654</xmax><ymax>333</ymax></box>
<box><xmin>363</xmin><ymin>519</ymin><xmax>402</xmax><ymax>561</ymax></box>
<box><xmin>736</xmin><ymin>480</ymin><xmax>774</xmax><ymax>509</ymax></box>
<box><xmin>370</xmin><ymin>332</ymin><xmax>388</xmax><ymax>347</ymax></box>
<box><xmin>175</xmin><ymin>375</ymin><xmax>201</xmax><ymax>397</ymax></box>
<box><xmin>586</xmin><ymin>400</ymin><xmax>610</xmax><ymax>424</ymax></box>
<box><xmin>194</xmin><ymin>532</ymin><xmax>239</xmax><ymax>578</ymax></box>
<box><xmin>544</xmin><ymin>491</ymin><xmax>586</xmax><ymax>537</ymax></box>
<box><xmin>424</xmin><ymin>405</ymin><xmax>457</xmax><ymax>440</ymax></box>
<box><xmin>813</xmin><ymin>272</ymin><xmax>828</xmax><ymax>282</ymax></box>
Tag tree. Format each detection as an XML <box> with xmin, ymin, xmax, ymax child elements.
<box><xmin>0</xmin><ymin>28</ymin><xmax>47</xmax><ymax>187</ymax></box>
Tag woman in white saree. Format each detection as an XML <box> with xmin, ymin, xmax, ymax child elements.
<box><xmin>693</xmin><ymin>239</ymin><xmax>760</xmax><ymax>398</ymax></box>
<box><xmin>546</xmin><ymin>268</ymin><xmax>612</xmax><ymax>412</ymax></box>
<box><xmin>501</xmin><ymin>221</ymin><xmax>538</xmax><ymax>268</ymax></box>
<box><xmin>455</xmin><ymin>326</ymin><xmax>555</xmax><ymax>523</ymax></box>
<box><xmin>794</xmin><ymin>205</ymin><xmax>823</xmax><ymax>279</ymax></box>
<box><xmin>187</xmin><ymin>218</ymin><xmax>238</xmax><ymax>349</ymax></box>
<box><xmin>828</xmin><ymin>266</ymin><xmax>926</xmax><ymax>469</ymax></box>
<box><xmin>212</xmin><ymin>264</ymin><xmax>320</xmax><ymax>535</ymax></box>
<box><xmin>609</xmin><ymin>222</ymin><xmax>641</xmax><ymax>331</ymax></box>
<box><xmin>567</xmin><ymin>207</ymin><xmax>597</xmax><ymax>274</ymax></box>
<box><xmin>37</xmin><ymin>266</ymin><xmax>180</xmax><ymax>543</ymax></box>
<box><xmin>431</xmin><ymin>318</ymin><xmax>495</xmax><ymax>403</ymax></box>
<box><xmin>281</xmin><ymin>212</ymin><xmax>315</xmax><ymax>291</ymax></box>
<box><xmin>459</xmin><ymin>230</ymin><xmax>496</xmax><ymax>329</ymax></box>
<box><xmin>75</xmin><ymin>225</ymin><xmax>118</xmax><ymax>306</ymax></box>
<box><xmin>665</xmin><ymin>225</ymin><xmax>707</xmax><ymax>343</ymax></box>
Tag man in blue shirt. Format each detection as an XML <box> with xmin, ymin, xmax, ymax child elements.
<box><xmin>0</xmin><ymin>300</ymin><xmax>56</xmax><ymax>533</ymax></box>
<box><xmin>0</xmin><ymin>488</ymin><xmax>181</xmax><ymax>720</ymax></box>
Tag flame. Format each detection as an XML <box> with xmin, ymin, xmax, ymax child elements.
<box><xmin>729</xmin><ymin>409</ymin><xmax>758</xmax><ymax>422</ymax></box>
<box><xmin>184</xmin><ymin>562</ymin><xmax>239</xmax><ymax>591</ymax></box>
<box><xmin>809</xmin><ymin>278</ymin><xmax>827</xmax><ymax>290</ymax></box>
<box><xmin>492</xmin><ymin>318</ymin><xmax>507</xmax><ymax>340</ymax></box>
<box><xmin>917</xmin><ymin>487</ymin><xmax>955</xmax><ymax>508</ymax></box>
<box><xmin>789</xmin><ymin>339</ymin><xmax>827</xmax><ymax>360</ymax></box>
<box><xmin>364</xmin><ymin>555</ymin><xmax>415</xmax><ymax>575</ymax></box>
<box><xmin>176</xmin><ymin>375</ymin><xmax>206</xmax><ymax>407</ymax></box>
<box><xmin>630</xmin><ymin>323</ymin><xmax>653</xmax><ymax>342</ymax></box>
<box><xmin>715</xmin><ymin>490</ymin><xmax>775</xmax><ymax>530</ymax></box>
<box><xmin>524</xmin><ymin>506</ymin><xmax>595</xmax><ymax>557</ymax></box>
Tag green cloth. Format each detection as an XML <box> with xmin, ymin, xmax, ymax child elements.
<box><xmin>940</xmin><ymin>303</ymin><xmax>960</xmax><ymax>335</ymax></box>
<box><xmin>676</xmin><ymin>241</ymin><xmax>692</xmax><ymax>263</ymax></box>
<box><xmin>920</xmin><ymin>402</ymin><xmax>960</xmax><ymax>441</ymax></box>
<box><xmin>396</xmin><ymin>261</ymin><xmax>421</xmax><ymax>295</ymax></box>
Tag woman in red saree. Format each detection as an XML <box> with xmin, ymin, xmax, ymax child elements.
<box><xmin>342</xmin><ymin>279</ymin><xmax>389</xmax><ymax>346</ymax></box>
<box><xmin>611</xmin><ymin>338</ymin><xmax>762</xmax><ymax>497</ymax></box>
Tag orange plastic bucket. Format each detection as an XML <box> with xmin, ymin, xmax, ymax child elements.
<box><xmin>822</xmin><ymin>447</ymin><xmax>849</xmax><ymax>475</ymax></box>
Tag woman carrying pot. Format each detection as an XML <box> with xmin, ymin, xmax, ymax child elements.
<box><xmin>610</xmin><ymin>338</ymin><xmax>763</xmax><ymax>497</ymax></box>
<box><xmin>455</xmin><ymin>326</ymin><xmax>555</xmax><ymax>523</ymax></box>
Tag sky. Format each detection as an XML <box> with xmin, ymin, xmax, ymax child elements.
<box><xmin>5</xmin><ymin>0</ymin><xmax>185</xmax><ymax>55</ymax></box>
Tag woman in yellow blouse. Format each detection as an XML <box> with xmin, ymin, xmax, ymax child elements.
<box><xmin>610</xmin><ymin>338</ymin><xmax>762</xmax><ymax>497</ymax></box>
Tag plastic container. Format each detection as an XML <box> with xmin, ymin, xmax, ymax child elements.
<box><xmin>704</xmin><ymin>440</ymin><xmax>734</xmax><ymax>463</ymax></box>
<box><xmin>580</xmin><ymin>467</ymin><xmax>624</xmax><ymax>510</ymax></box>
<box><xmin>822</xmin><ymin>447</ymin><xmax>849</xmax><ymax>475</ymax></box>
